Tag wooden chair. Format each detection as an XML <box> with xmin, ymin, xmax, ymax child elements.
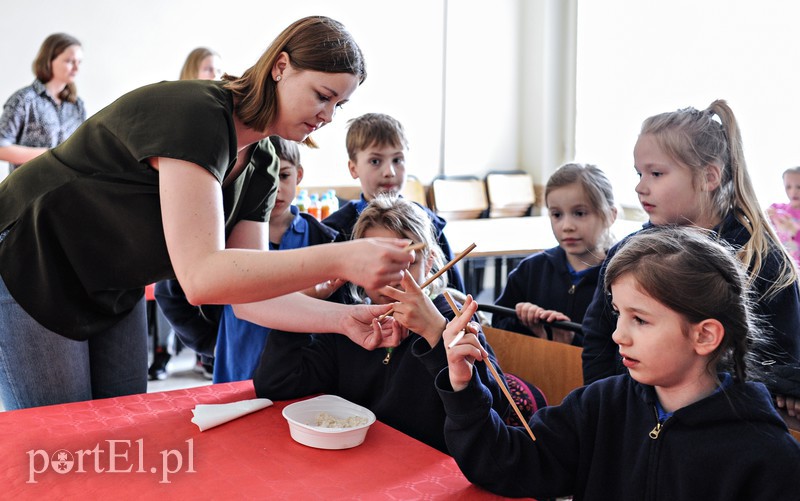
<box><xmin>484</xmin><ymin>170</ymin><xmax>536</xmax><ymax>218</ymax></box>
<box><xmin>401</xmin><ymin>174</ymin><xmax>428</xmax><ymax>207</ymax></box>
<box><xmin>483</xmin><ymin>171</ymin><xmax>536</xmax><ymax>298</ymax></box>
<box><xmin>430</xmin><ymin>176</ymin><xmax>489</xmax><ymax>296</ymax></box>
<box><xmin>430</xmin><ymin>176</ymin><xmax>488</xmax><ymax>221</ymax></box>
<box><xmin>483</xmin><ymin>326</ymin><xmax>583</xmax><ymax>405</ymax></box>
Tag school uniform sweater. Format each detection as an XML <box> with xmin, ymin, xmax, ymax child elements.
<box><xmin>322</xmin><ymin>197</ymin><xmax>465</xmax><ymax>292</ymax></box>
<box><xmin>492</xmin><ymin>246</ymin><xmax>599</xmax><ymax>345</ymax></box>
<box><xmin>436</xmin><ymin>372</ymin><xmax>800</xmax><ymax>500</ymax></box>
<box><xmin>252</xmin><ymin>295</ymin><xmax>508</xmax><ymax>454</ymax></box>
<box><xmin>582</xmin><ymin>213</ymin><xmax>800</xmax><ymax>386</ymax></box>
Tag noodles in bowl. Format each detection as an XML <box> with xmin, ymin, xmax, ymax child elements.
<box><xmin>282</xmin><ymin>395</ymin><xmax>376</xmax><ymax>449</ymax></box>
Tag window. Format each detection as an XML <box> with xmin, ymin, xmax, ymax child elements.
<box><xmin>575</xmin><ymin>0</ymin><xmax>800</xmax><ymax>209</ymax></box>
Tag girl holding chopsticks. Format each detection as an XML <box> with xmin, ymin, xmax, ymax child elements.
<box><xmin>253</xmin><ymin>194</ymin><xmax>534</xmax><ymax>453</ymax></box>
<box><xmin>492</xmin><ymin>163</ymin><xmax>619</xmax><ymax>345</ymax></box>
<box><xmin>437</xmin><ymin>226</ymin><xmax>800</xmax><ymax>500</ymax></box>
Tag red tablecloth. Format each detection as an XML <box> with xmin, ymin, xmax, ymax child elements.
<box><xmin>1</xmin><ymin>381</ymin><xmax>521</xmax><ymax>499</ymax></box>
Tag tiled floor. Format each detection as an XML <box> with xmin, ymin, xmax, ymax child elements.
<box><xmin>147</xmin><ymin>348</ymin><xmax>214</xmax><ymax>393</ymax></box>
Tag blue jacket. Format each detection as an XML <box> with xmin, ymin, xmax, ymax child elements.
<box><xmin>436</xmin><ymin>371</ymin><xmax>800</xmax><ymax>500</ymax></box>
<box><xmin>253</xmin><ymin>294</ymin><xmax>508</xmax><ymax>454</ymax></box>
<box><xmin>582</xmin><ymin>214</ymin><xmax>800</xmax><ymax>387</ymax></box>
<box><xmin>492</xmin><ymin>246</ymin><xmax>599</xmax><ymax>345</ymax></box>
<box><xmin>322</xmin><ymin>196</ymin><xmax>465</xmax><ymax>292</ymax></box>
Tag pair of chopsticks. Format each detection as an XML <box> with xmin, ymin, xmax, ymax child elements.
<box><xmin>477</xmin><ymin>303</ymin><xmax>583</xmax><ymax>333</ymax></box>
<box><xmin>442</xmin><ymin>291</ymin><xmax>537</xmax><ymax>442</ymax></box>
<box><xmin>377</xmin><ymin>243</ymin><xmax>477</xmax><ymax>321</ymax></box>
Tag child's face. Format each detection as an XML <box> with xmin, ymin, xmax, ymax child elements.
<box><xmin>610</xmin><ymin>274</ymin><xmax>709</xmax><ymax>390</ymax></box>
<box><xmin>634</xmin><ymin>134</ymin><xmax>714</xmax><ymax>228</ymax></box>
<box><xmin>348</xmin><ymin>142</ymin><xmax>407</xmax><ymax>201</ymax></box>
<box><xmin>784</xmin><ymin>172</ymin><xmax>800</xmax><ymax>209</ymax></box>
<box><xmin>273</xmin><ymin>159</ymin><xmax>302</xmax><ymax>217</ymax></box>
<box><xmin>546</xmin><ymin>183</ymin><xmax>609</xmax><ymax>267</ymax></box>
<box><xmin>360</xmin><ymin>226</ymin><xmax>430</xmax><ymax>304</ymax></box>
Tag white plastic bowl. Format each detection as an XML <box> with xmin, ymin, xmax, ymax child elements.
<box><xmin>282</xmin><ymin>395</ymin><xmax>377</xmax><ymax>450</ymax></box>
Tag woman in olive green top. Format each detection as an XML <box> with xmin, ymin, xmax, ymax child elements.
<box><xmin>0</xmin><ymin>16</ymin><xmax>414</xmax><ymax>410</ymax></box>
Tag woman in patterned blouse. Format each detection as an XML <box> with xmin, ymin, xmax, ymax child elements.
<box><xmin>0</xmin><ymin>33</ymin><xmax>85</xmax><ymax>172</ymax></box>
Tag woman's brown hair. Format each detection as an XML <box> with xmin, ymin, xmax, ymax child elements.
<box><xmin>32</xmin><ymin>33</ymin><xmax>81</xmax><ymax>104</ymax></box>
<box><xmin>223</xmin><ymin>16</ymin><xmax>366</xmax><ymax>148</ymax></box>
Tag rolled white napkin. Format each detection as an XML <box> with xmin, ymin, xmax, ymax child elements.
<box><xmin>191</xmin><ymin>398</ymin><xmax>273</xmax><ymax>431</ymax></box>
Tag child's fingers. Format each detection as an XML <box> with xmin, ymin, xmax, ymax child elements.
<box><xmin>446</xmin><ymin>333</ymin><xmax>487</xmax><ymax>360</ymax></box>
<box><xmin>400</xmin><ymin>269</ymin><xmax>422</xmax><ymax>292</ymax></box>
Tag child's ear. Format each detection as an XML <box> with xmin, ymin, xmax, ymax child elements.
<box><xmin>424</xmin><ymin>249</ymin><xmax>435</xmax><ymax>275</ymax></box>
<box><xmin>702</xmin><ymin>163</ymin><xmax>722</xmax><ymax>192</ymax></box>
<box><xmin>295</xmin><ymin>165</ymin><xmax>304</xmax><ymax>185</ymax></box>
<box><xmin>692</xmin><ymin>319</ymin><xmax>724</xmax><ymax>356</ymax></box>
<box><xmin>347</xmin><ymin>159</ymin><xmax>359</xmax><ymax>180</ymax></box>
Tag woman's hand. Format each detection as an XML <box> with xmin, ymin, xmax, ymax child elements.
<box><xmin>441</xmin><ymin>297</ymin><xmax>486</xmax><ymax>392</ymax></box>
<box><xmin>382</xmin><ymin>271</ymin><xmax>446</xmax><ymax>348</ymax></box>
<box><xmin>340</xmin><ymin>302</ymin><xmax>408</xmax><ymax>351</ymax></box>
<box><xmin>335</xmin><ymin>239</ymin><xmax>415</xmax><ymax>290</ymax></box>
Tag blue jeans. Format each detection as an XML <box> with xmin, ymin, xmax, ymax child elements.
<box><xmin>0</xmin><ymin>274</ymin><xmax>148</xmax><ymax>410</ymax></box>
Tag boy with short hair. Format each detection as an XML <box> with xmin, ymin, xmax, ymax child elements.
<box><xmin>323</xmin><ymin>113</ymin><xmax>464</xmax><ymax>291</ymax></box>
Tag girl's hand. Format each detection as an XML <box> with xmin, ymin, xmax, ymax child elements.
<box><xmin>342</xmin><ymin>303</ymin><xmax>408</xmax><ymax>350</ymax></box>
<box><xmin>301</xmin><ymin>278</ymin><xmax>346</xmax><ymax>300</ymax></box>
<box><xmin>337</xmin><ymin>239</ymin><xmax>415</xmax><ymax>290</ymax></box>
<box><xmin>776</xmin><ymin>394</ymin><xmax>800</xmax><ymax>418</ymax></box>
<box><xmin>515</xmin><ymin>302</ymin><xmax>547</xmax><ymax>338</ymax></box>
<box><xmin>769</xmin><ymin>209</ymin><xmax>800</xmax><ymax>235</ymax></box>
<box><xmin>382</xmin><ymin>271</ymin><xmax>446</xmax><ymax>347</ymax></box>
<box><xmin>441</xmin><ymin>297</ymin><xmax>487</xmax><ymax>391</ymax></box>
<box><xmin>536</xmin><ymin>309</ymin><xmax>575</xmax><ymax>345</ymax></box>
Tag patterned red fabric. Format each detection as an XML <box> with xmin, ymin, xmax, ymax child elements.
<box><xmin>1</xmin><ymin>381</ymin><xmax>523</xmax><ymax>499</ymax></box>
<box><xmin>504</xmin><ymin>373</ymin><xmax>548</xmax><ymax>427</ymax></box>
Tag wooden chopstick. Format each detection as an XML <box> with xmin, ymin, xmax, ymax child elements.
<box><xmin>403</xmin><ymin>242</ymin><xmax>427</xmax><ymax>252</ymax></box>
<box><xmin>377</xmin><ymin>243</ymin><xmax>477</xmax><ymax>321</ymax></box>
<box><xmin>442</xmin><ymin>291</ymin><xmax>537</xmax><ymax>442</ymax></box>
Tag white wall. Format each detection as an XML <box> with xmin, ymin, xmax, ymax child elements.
<box><xmin>575</xmin><ymin>0</ymin><xmax>800</xmax><ymax>209</ymax></box>
<box><xmin>0</xmin><ymin>0</ymin><xmax>527</xmax><ymax>187</ymax></box>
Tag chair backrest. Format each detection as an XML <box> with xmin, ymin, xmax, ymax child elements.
<box><xmin>485</xmin><ymin>170</ymin><xmax>535</xmax><ymax>218</ymax></box>
<box><xmin>401</xmin><ymin>174</ymin><xmax>428</xmax><ymax>208</ymax></box>
<box><xmin>430</xmin><ymin>176</ymin><xmax>488</xmax><ymax>220</ymax></box>
<box><xmin>483</xmin><ymin>326</ymin><xmax>583</xmax><ymax>405</ymax></box>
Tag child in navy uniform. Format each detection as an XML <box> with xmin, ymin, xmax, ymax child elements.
<box><xmin>322</xmin><ymin>113</ymin><xmax>464</xmax><ymax>292</ymax></box>
<box><xmin>438</xmin><ymin>226</ymin><xmax>800</xmax><ymax>500</ymax></box>
<box><xmin>492</xmin><ymin>163</ymin><xmax>619</xmax><ymax>345</ymax></box>
<box><xmin>581</xmin><ymin>100</ymin><xmax>800</xmax><ymax>398</ymax></box>
<box><xmin>254</xmin><ymin>194</ymin><xmax>512</xmax><ymax>454</ymax></box>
